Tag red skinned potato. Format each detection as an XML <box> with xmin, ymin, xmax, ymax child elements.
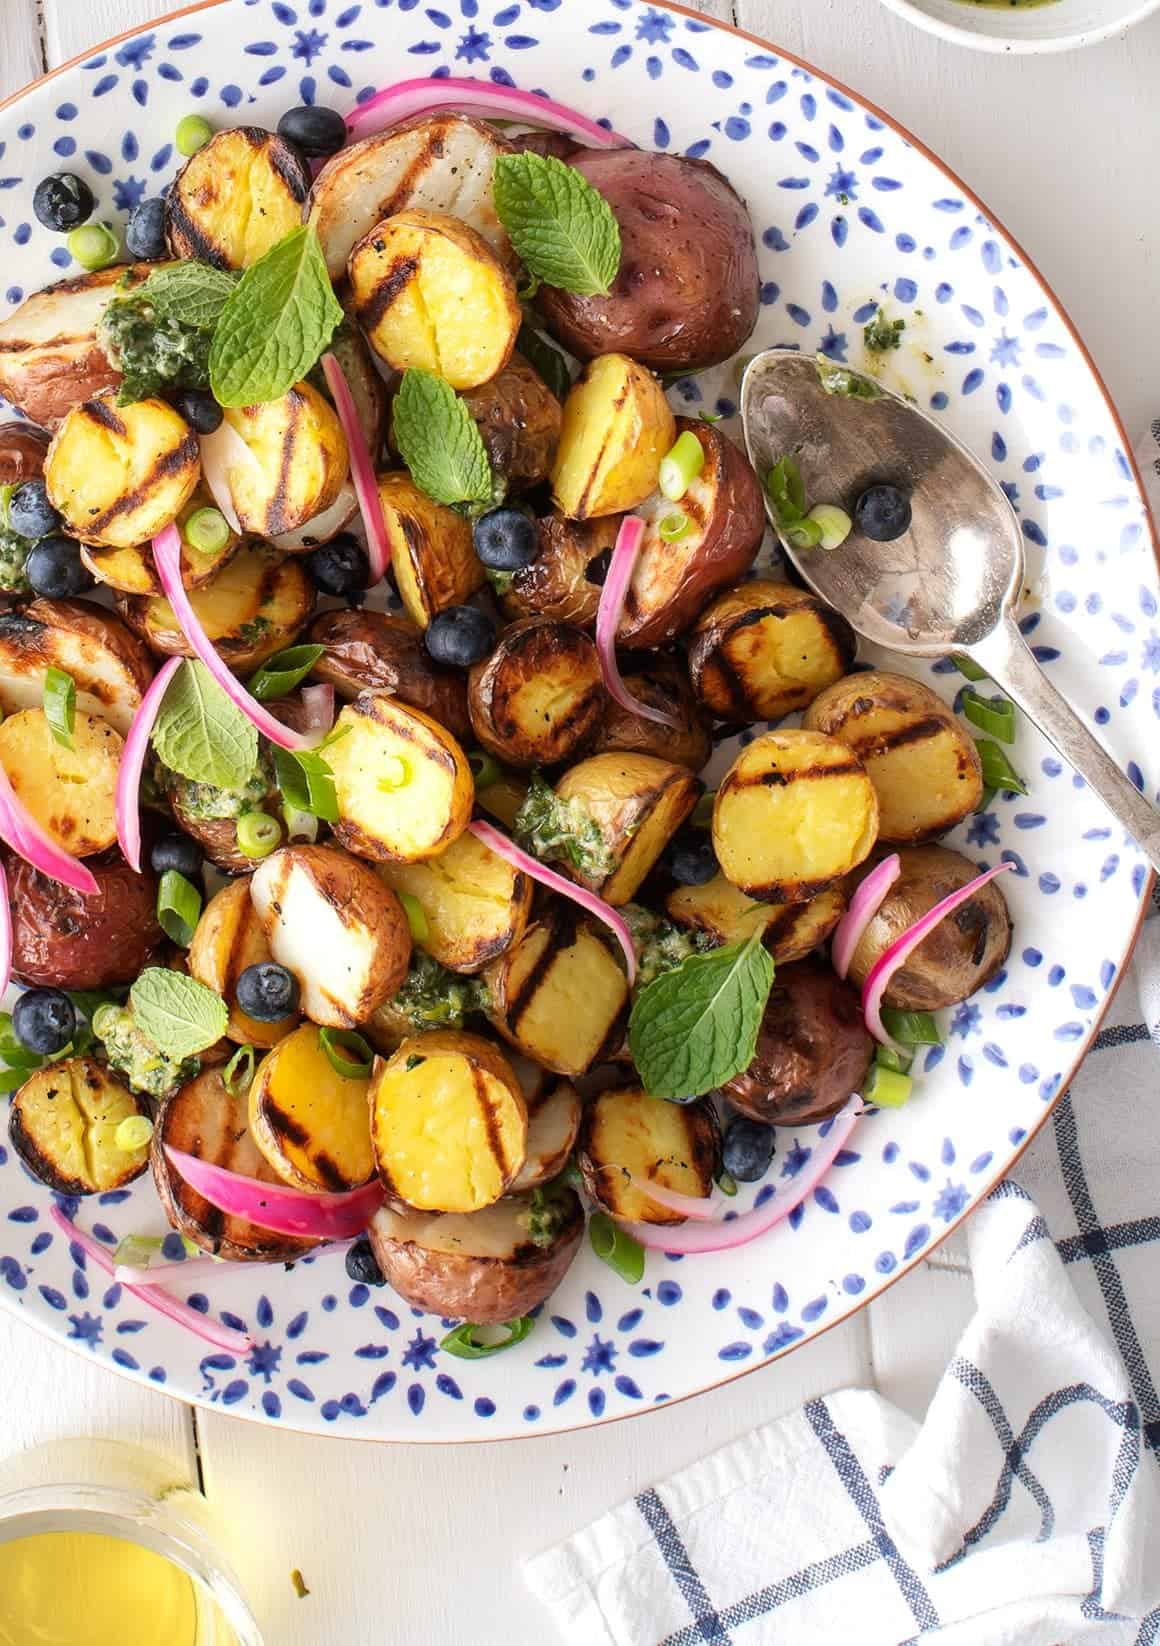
<box><xmin>8</xmin><ymin>848</ymin><xmax>165</xmax><ymax>990</ymax></box>
<box><xmin>721</xmin><ymin>958</ymin><xmax>874</xmax><ymax>1126</ymax></box>
<box><xmin>305</xmin><ymin>608</ymin><xmax>472</xmax><ymax>745</ymax></box>
<box><xmin>618</xmin><ymin>419</ymin><xmax>766</xmax><ymax>650</ymax></box>
<box><xmin>0</xmin><ymin>423</ymin><xmax>50</xmax><ymax>486</ymax></box>
<box><xmin>536</xmin><ymin>151</ymin><xmax>760</xmax><ymax>375</ymax></box>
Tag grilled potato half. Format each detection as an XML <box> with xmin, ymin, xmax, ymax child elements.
<box><xmin>554</xmin><ymin>752</ymin><xmax>701</xmax><ymax>905</ymax></box>
<box><xmin>153</xmin><ymin>1068</ymin><xmax>321</xmax><ymax>1262</ymax></box>
<box><xmin>46</xmin><ymin>390</ymin><xmax>200</xmax><ymax>548</ymax></box>
<box><xmin>578</xmin><ymin>1088</ymin><xmax>719</xmax><ymax>1225</ymax></box>
<box><xmin>309</xmin><ymin>112</ymin><xmax>517</xmax><ymax>282</ymax></box>
<box><xmin>503</xmin><ymin>511</ymin><xmax>622</xmax><ymax>628</ymax></box>
<box><xmin>468</xmin><ymin>618</ymin><xmax>605</xmax><ymax>770</ymax></box>
<box><xmin>371</xmin><ymin>1029</ymin><xmax>527</xmax><ymax>1214</ymax></box>
<box><xmin>688</xmin><ymin>581</ymin><xmax>856</xmax><ymax>723</ymax></box>
<box><xmin>368</xmin><ymin>1187</ymin><xmax>584</xmax><ymax>1325</ymax></box>
<box><xmin>0</xmin><ymin>599</ymin><xmax>152</xmax><ymax>736</ymax></box>
<box><xmin>485</xmin><ymin>906</ymin><xmax>630</xmax><ymax>1076</ymax></box>
<box><xmin>461</xmin><ymin>354</ymin><xmax>562</xmax><ymax>490</ymax></box>
<box><xmin>551</xmin><ymin>353</ymin><xmax>675</xmax><ymax>520</ymax></box>
<box><xmin>219</xmin><ymin>383</ymin><xmax>348</xmax><ymax>538</ymax></box>
<box><xmin>123</xmin><ymin>543</ymin><xmax>314</xmax><ymax>671</ymax></box>
<box><xmin>713</xmin><ymin>729</ymin><xmax>878</xmax><ymax>903</ymax></box>
<box><xmin>376</xmin><ymin>472</ymin><xmax>485</xmax><ymax>629</ymax></box>
<box><xmin>350</xmin><ymin>207</ymin><xmax>520</xmax><ymax>391</ymax></box>
<box><xmin>590</xmin><ymin>658</ymin><xmax>711</xmax><ymax>772</ymax></box>
<box><xmin>666</xmin><ymin>874</ymin><xmax>847</xmax><ymax>964</ymax></box>
<box><xmin>305</xmin><ymin>607</ymin><xmax>472</xmax><ymax>745</ymax></box>
<box><xmin>0</xmin><ymin>707</ymin><xmax>120</xmax><ymax>855</ymax></box>
<box><xmin>189</xmin><ymin>877</ymin><xmax>300</xmax><ymax>1048</ymax></box>
<box><xmin>326</xmin><ymin>691</ymin><xmax>474</xmax><ymax>863</ymax></box>
<box><xmin>10</xmin><ymin>1057</ymin><xmax>150</xmax><ymax>1195</ymax></box>
<box><xmin>511</xmin><ymin>1081</ymin><xmax>583</xmax><ymax>1193</ymax></box>
<box><xmin>803</xmin><ymin>670</ymin><xmax>984</xmax><ymax>842</ymax></box>
<box><xmin>0</xmin><ymin>264</ymin><xmax>155</xmax><ymax>428</ymax></box>
<box><xmin>250</xmin><ymin>844</ymin><xmax>412</xmax><ymax>1028</ymax></box>
<box><xmin>81</xmin><ymin>487</ymin><xmax>242</xmax><ymax>597</ymax></box>
<box><xmin>376</xmin><ymin>827</ymin><xmax>532</xmax><ymax>975</ymax></box>
<box><xmin>249</xmin><ymin>1024</ymin><xmax>375</xmax><ymax>1193</ymax></box>
<box><xmin>167</xmin><ymin>126</ymin><xmax>311</xmax><ymax>268</ymax></box>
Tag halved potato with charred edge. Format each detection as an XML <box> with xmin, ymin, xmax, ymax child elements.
<box><xmin>578</xmin><ymin>1088</ymin><xmax>719</xmax><ymax>1224</ymax></box>
<box><xmin>0</xmin><ymin>599</ymin><xmax>152</xmax><ymax>736</ymax></box>
<box><xmin>121</xmin><ymin>543</ymin><xmax>314</xmax><ymax>671</ymax></box>
<box><xmin>688</xmin><ymin>580</ymin><xmax>856</xmax><ymax>723</ymax></box>
<box><xmin>0</xmin><ymin>707</ymin><xmax>121</xmax><ymax>856</ymax></box>
<box><xmin>189</xmin><ymin>877</ymin><xmax>300</xmax><ymax>1048</ymax></box>
<box><xmin>467</xmin><ymin>618</ymin><xmax>604</xmax><ymax>770</ymax></box>
<box><xmin>553</xmin><ymin>751</ymin><xmax>701</xmax><ymax>905</ymax></box>
<box><xmin>502</xmin><ymin>511</ymin><xmax>623</xmax><ymax>628</ymax></box>
<box><xmin>221</xmin><ymin>383</ymin><xmax>348</xmax><ymax>539</ymax></box>
<box><xmin>376</xmin><ymin>472</ymin><xmax>485</xmax><ymax>630</ymax></box>
<box><xmin>10</xmin><ymin>1057</ymin><xmax>150</xmax><ymax>1196</ymax></box>
<box><xmin>551</xmin><ymin>353</ymin><xmax>675</xmax><ymax>521</ymax></box>
<box><xmin>249</xmin><ymin>1023</ymin><xmax>375</xmax><ymax>1193</ymax></box>
<box><xmin>167</xmin><ymin>126</ymin><xmax>311</xmax><ymax>269</ymax></box>
<box><xmin>666</xmin><ymin>874</ymin><xmax>847</xmax><ymax>964</ymax></box>
<box><xmin>375</xmin><ymin>827</ymin><xmax>532</xmax><ymax>975</ymax></box>
<box><xmin>590</xmin><ymin>657</ymin><xmax>711</xmax><ymax>772</ymax></box>
<box><xmin>485</xmin><ymin>905</ymin><xmax>630</xmax><ymax>1076</ymax></box>
<box><xmin>46</xmin><ymin>389</ymin><xmax>200</xmax><ymax>549</ymax></box>
<box><xmin>511</xmin><ymin>1081</ymin><xmax>583</xmax><ymax>1193</ymax></box>
<box><xmin>81</xmin><ymin>486</ymin><xmax>242</xmax><ymax>597</ymax></box>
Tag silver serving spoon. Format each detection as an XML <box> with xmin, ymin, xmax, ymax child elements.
<box><xmin>739</xmin><ymin>349</ymin><xmax>1160</xmax><ymax>872</ymax></box>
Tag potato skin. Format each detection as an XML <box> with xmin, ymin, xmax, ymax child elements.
<box><xmin>620</xmin><ymin>421</ymin><xmax>766</xmax><ymax>651</ymax></box>
<box><xmin>0</xmin><ymin>598</ymin><xmax>153</xmax><ymax>737</ymax></box>
<box><xmin>8</xmin><ymin>848</ymin><xmax>164</xmax><ymax>989</ymax></box>
<box><xmin>467</xmin><ymin>617</ymin><xmax>604</xmax><ymax>770</ymax></box>
<box><xmin>803</xmin><ymin>670</ymin><xmax>984</xmax><ymax>843</ymax></box>
<box><xmin>188</xmin><ymin>877</ymin><xmax>299</xmax><ymax>1047</ymax></box>
<box><xmin>847</xmin><ymin>844</ymin><xmax>1013</xmax><ymax>1010</ymax></box>
<box><xmin>502</xmin><ymin>512</ymin><xmax>622</xmax><ymax>628</ymax></box>
<box><xmin>460</xmin><ymin>354</ymin><xmax>562</xmax><ymax>490</ymax></box>
<box><xmin>554</xmin><ymin>751</ymin><xmax>701</xmax><ymax>905</ymax></box>
<box><xmin>589</xmin><ymin>657</ymin><xmax>711</xmax><ymax>772</ymax></box>
<box><xmin>306</xmin><ymin>608</ymin><xmax>471</xmax><ymax>744</ymax></box>
<box><xmin>722</xmin><ymin>959</ymin><xmax>873</xmax><ymax>1126</ymax></box>
<box><xmin>537</xmin><ymin>151</ymin><xmax>759</xmax><ymax>374</ymax></box>
<box><xmin>0</xmin><ymin>423</ymin><xmax>49</xmax><ymax>486</ymax></box>
<box><xmin>688</xmin><ymin>581</ymin><xmax>856</xmax><ymax>722</ymax></box>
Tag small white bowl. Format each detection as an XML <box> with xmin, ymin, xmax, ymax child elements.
<box><xmin>877</xmin><ymin>0</ymin><xmax>1160</xmax><ymax>52</ymax></box>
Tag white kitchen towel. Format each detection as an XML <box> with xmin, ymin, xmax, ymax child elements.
<box><xmin>524</xmin><ymin>439</ymin><xmax>1160</xmax><ymax>1646</ymax></box>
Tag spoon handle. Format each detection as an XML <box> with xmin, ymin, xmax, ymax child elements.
<box><xmin>965</xmin><ymin>616</ymin><xmax>1160</xmax><ymax>874</ymax></box>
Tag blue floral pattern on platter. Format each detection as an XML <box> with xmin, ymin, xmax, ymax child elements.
<box><xmin>0</xmin><ymin>0</ymin><xmax>1153</xmax><ymax>1441</ymax></box>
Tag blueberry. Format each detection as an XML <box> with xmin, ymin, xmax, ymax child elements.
<box><xmin>13</xmin><ymin>988</ymin><xmax>76</xmax><ymax>1056</ymax></box>
<box><xmin>663</xmin><ymin>828</ymin><xmax>718</xmax><ymax>886</ymax></box>
<box><xmin>33</xmin><ymin>173</ymin><xmax>94</xmax><ymax>233</ymax></box>
<box><xmin>125</xmin><ymin>195</ymin><xmax>168</xmax><ymax>260</ymax></box>
<box><xmin>721</xmin><ymin>1116</ymin><xmax>776</xmax><ymax>1183</ymax></box>
<box><xmin>424</xmin><ymin>605</ymin><xmax>496</xmax><ymax>669</ymax></box>
<box><xmin>172</xmin><ymin>389</ymin><xmax>222</xmax><ymax>435</ymax></box>
<box><xmin>150</xmin><ymin>832</ymin><xmax>203</xmax><ymax>880</ymax></box>
<box><xmin>7</xmin><ymin>482</ymin><xmax>59</xmax><ymax>540</ymax></box>
<box><xmin>235</xmin><ymin>963</ymin><xmax>300</xmax><ymax>1024</ymax></box>
<box><xmin>345</xmin><ymin>1237</ymin><xmax>385</xmax><ymax>1286</ymax></box>
<box><xmin>277</xmin><ymin>105</ymin><xmax>348</xmax><ymax>158</ymax></box>
<box><xmin>25</xmin><ymin>537</ymin><xmax>94</xmax><ymax>599</ymax></box>
<box><xmin>304</xmin><ymin>533</ymin><xmax>369</xmax><ymax>597</ymax></box>
<box><xmin>855</xmin><ymin>484</ymin><xmax>911</xmax><ymax>543</ymax></box>
<box><xmin>472</xmin><ymin>507</ymin><xmax>538</xmax><ymax>572</ymax></box>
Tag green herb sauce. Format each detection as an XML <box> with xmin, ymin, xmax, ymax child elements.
<box><xmin>391</xmin><ymin>953</ymin><xmax>490</xmax><ymax>1033</ymax></box>
<box><xmin>97</xmin><ymin>292</ymin><xmax>213</xmax><ymax>405</ymax></box>
<box><xmin>92</xmin><ymin>1004</ymin><xmax>199</xmax><ymax>1100</ymax></box>
<box><xmin>514</xmin><ymin>772</ymin><xmax>616</xmax><ymax>882</ymax></box>
<box><xmin>160</xmin><ymin>752</ymin><xmax>271</xmax><ymax>821</ymax></box>
<box><xmin>621</xmin><ymin>904</ymin><xmax>716</xmax><ymax>990</ymax></box>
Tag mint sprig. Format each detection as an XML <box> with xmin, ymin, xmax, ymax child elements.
<box><xmin>627</xmin><ymin>929</ymin><xmax>775</xmax><ymax>1099</ymax></box>
<box><xmin>493</xmin><ymin>152</ymin><xmax>620</xmax><ymax>297</ymax></box>
<box><xmin>393</xmin><ymin>368</ymin><xmax>493</xmax><ymax>508</ymax></box>
<box><xmin>150</xmin><ymin>659</ymin><xmax>258</xmax><ymax>790</ymax></box>
<box><xmin>130</xmin><ymin>969</ymin><xmax>228</xmax><ymax>1062</ymax></box>
<box><xmin>209</xmin><ymin>226</ymin><xmax>343</xmax><ymax>408</ymax></box>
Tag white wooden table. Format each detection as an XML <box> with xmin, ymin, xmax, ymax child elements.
<box><xmin>1</xmin><ymin>3</ymin><xmax>1157</xmax><ymax>1640</ymax></box>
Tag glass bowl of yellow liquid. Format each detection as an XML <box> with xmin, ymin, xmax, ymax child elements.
<box><xmin>875</xmin><ymin>0</ymin><xmax>1160</xmax><ymax>52</ymax></box>
<box><xmin>0</xmin><ymin>1443</ymin><xmax>261</xmax><ymax>1646</ymax></box>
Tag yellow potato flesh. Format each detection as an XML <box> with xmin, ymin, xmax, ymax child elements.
<box><xmin>376</xmin><ymin>472</ymin><xmax>483</xmax><ymax>628</ymax></box>
<box><xmin>250</xmin><ymin>1025</ymin><xmax>374</xmax><ymax>1192</ymax></box>
<box><xmin>586</xmin><ymin>1088</ymin><xmax>712</xmax><ymax>1224</ymax></box>
<box><xmin>0</xmin><ymin>708</ymin><xmax>120</xmax><ymax>856</ymax></box>
<box><xmin>551</xmin><ymin>354</ymin><xmax>675</xmax><ymax>520</ymax></box>
<box><xmin>223</xmin><ymin>383</ymin><xmax>346</xmax><ymax>537</ymax></box>
<box><xmin>13</xmin><ymin>1060</ymin><xmax>147</xmax><ymax>1193</ymax></box>
<box><xmin>46</xmin><ymin>394</ymin><xmax>199</xmax><ymax>548</ymax></box>
<box><xmin>173</xmin><ymin>130</ymin><xmax>305</xmax><ymax>267</ymax></box>
<box><xmin>376</xmin><ymin>829</ymin><xmax>527</xmax><ymax>973</ymax></box>
<box><xmin>493</xmin><ymin>922</ymin><xmax>628</xmax><ymax>1075</ymax></box>
<box><xmin>327</xmin><ymin>695</ymin><xmax>472</xmax><ymax>862</ymax></box>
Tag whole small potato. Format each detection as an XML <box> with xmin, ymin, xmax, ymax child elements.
<box><xmin>460</xmin><ymin>353</ymin><xmax>562</xmax><ymax>490</ymax></box>
<box><xmin>306</xmin><ymin>608</ymin><xmax>472</xmax><ymax>745</ymax></box>
<box><xmin>722</xmin><ymin>958</ymin><xmax>873</xmax><ymax>1127</ymax></box>
<box><xmin>847</xmin><ymin>844</ymin><xmax>1012</xmax><ymax>1010</ymax></box>
<box><xmin>503</xmin><ymin>512</ymin><xmax>622</xmax><ymax>628</ymax></box>
<box><xmin>8</xmin><ymin>848</ymin><xmax>164</xmax><ymax>989</ymax></box>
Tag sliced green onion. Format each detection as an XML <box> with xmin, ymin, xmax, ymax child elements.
<box><xmin>398</xmin><ymin>891</ymin><xmax>429</xmax><ymax>943</ymax></box>
<box><xmin>439</xmin><ymin>1316</ymin><xmax>536</xmax><ymax>1359</ymax></box>
<box><xmin>183</xmin><ymin>506</ymin><xmax>230</xmax><ymax>557</ymax></box>
<box><xmin>273</xmin><ymin>746</ymin><xmax>338</xmax><ymax>822</ymax></box>
<box><xmin>67</xmin><ymin>222</ymin><xmax>119</xmax><ymax>272</ymax></box>
<box><xmin>880</xmin><ymin>1007</ymin><xmax>942</xmax><ymax>1046</ymax></box>
<box><xmin>0</xmin><ymin>484</ymin><xmax>16</xmax><ymax>529</ymax></box>
<box><xmin>516</xmin><ymin>272</ymin><xmax>540</xmax><ymax>302</ymax></box>
<box><xmin>468</xmin><ymin>750</ymin><xmax>502</xmax><ymax>791</ymax></box>
<box><xmin>806</xmin><ymin>503</ymin><xmax>852</xmax><ymax>551</ymax></box>
<box><xmin>43</xmin><ymin>666</ymin><xmax>75</xmax><ymax>749</ymax></box>
<box><xmin>960</xmin><ymin>687</ymin><xmax>1015</xmax><ymax>743</ymax></box>
<box><xmin>863</xmin><ymin>1063</ymin><xmax>913</xmax><ymax>1108</ymax></box>
<box><xmin>698</xmin><ymin>409</ymin><xmax>724</xmax><ymax>425</ymax></box>
<box><xmin>766</xmin><ymin>454</ymin><xmax>806</xmax><ymax>523</ymax></box>
<box><xmin>223</xmin><ymin>1043</ymin><xmax>257</xmax><ymax>1097</ymax></box>
<box><xmin>975</xmin><ymin>738</ymin><xmax>1028</xmax><ymax>796</ymax></box>
<box><xmin>282</xmin><ymin>802</ymin><xmax>320</xmax><ymax>844</ymax></box>
<box><xmin>589</xmin><ymin>1212</ymin><xmax>645</xmax><ymax>1284</ymax></box>
<box><xmin>376</xmin><ymin>755</ymin><xmax>409</xmax><ymax>793</ymax></box>
<box><xmin>114</xmin><ymin>1114</ymin><xmax>154</xmax><ymax>1152</ymax></box>
<box><xmin>318</xmin><ymin>1026</ymin><xmax>373</xmax><ymax>1079</ymax></box>
<box><xmin>716</xmin><ymin>1170</ymin><xmax>738</xmax><ymax>1198</ymax></box>
<box><xmin>658</xmin><ymin>430</ymin><xmax>706</xmax><ymax>502</ymax></box>
<box><xmin>952</xmin><ymin>655</ymin><xmax>988</xmax><ymax>683</ymax></box>
<box><xmin>248</xmin><ymin>644</ymin><xmax>326</xmax><ymax>703</ymax></box>
<box><xmin>157</xmin><ymin>868</ymin><xmax>202</xmax><ymax>948</ymax></box>
<box><xmin>875</xmin><ymin>1044</ymin><xmax>913</xmax><ymax>1075</ymax></box>
<box><xmin>658</xmin><ymin>510</ymin><xmax>692</xmax><ymax>543</ymax></box>
<box><xmin>690</xmin><ymin>790</ymin><xmax>716</xmax><ymax>829</ymax></box>
<box><xmin>785</xmin><ymin>517</ymin><xmax>823</xmax><ymax>550</ymax></box>
<box><xmin>236</xmin><ymin>810</ymin><xmax>283</xmax><ymax>859</ymax></box>
<box><xmin>176</xmin><ymin>114</ymin><xmax>213</xmax><ymax>157</ymax></box>
<box><xmin>112</xmin><ymin>1232</ymin><xmax>199</xmax><ymax>1270</ymax></box>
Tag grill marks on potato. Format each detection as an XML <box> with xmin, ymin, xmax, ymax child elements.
<box><xmin>189</xmin><ymin>879</ymin><xmax>297</xmax><ymax>1048</ymax></box>
<box><xmin>688</xmin><ymin>582</ymin><xmax>856</xmax><ymax>723</ymax></box>
<box><xmin>578</xmin><ymin>1089</ymin><xmax>719</xmax><ymax>1224</ymax></box>
<box><xmin>249</xmin><ymin>1023</ymin><xmax>375</xmax><ymax>1192</ymax></box>
<box><xmin>359</xmin><ymin>254</ymin><xmax>422</xmax><ymax>335</ymax></box>
<box><xmin>46</xmin><ymin>391</ymin><xmax>201</xmax><ymax>549</ymax></box>
<box><xmin>167</xmin><ymin>127</ymin><xmax>310</xmax><ymax>269</ymax></box>
<box><xmin>10</xmin><ymin>1057</ymin><xmax>150</xmax><ymax>1196</ymax></box>
<box><xmin>468</xmin><ymin>619</ymin><xmax>604</xmax><ymax>770</ymax></box>
<box><xmin>486</xmin><ymin>911</ymin><xmax>630</xmax><ymax>1075</ymax></box>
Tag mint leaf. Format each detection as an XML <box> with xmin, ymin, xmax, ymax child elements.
<box><xmin>393</xmin><ymin>368</ymin><xmax>493</xmax><ymax>507</ymax></box>
<box><xmin>209</xmin><ymin>226</ymin><xmax>343</xmax><ymax>408</ymax></box>
<box><xmin>143</xmin><ymin>261</ymin><xmax>238</xmax><ymax>331</ymax></box>
<box><xmin>150</xmin><ymin>659</ymin><xmax>258</xmax><ymax>790</ymax></box>
<box><xmin>516</xmin><ymin>322</ymin><xmax>572</xmax><ymax>402</ymax></box>
<box><xmin>130</xmin><ymin>969</ymin><xmax>228</xmax><ymax>1062</ymax></box>
<box><xmin>273</xmin><ymin>745</ymin><xmax>339</xmax><ymax>823</ymax></box>
<box><xmin>627</xmin><ymin>930</ymin><xmax>775</xmax><ymax>1099</ymax></box>
<box><xmin>493</xmin><ymin>152</ymin><xmax>620</xmax><ymax>297</ymax></box>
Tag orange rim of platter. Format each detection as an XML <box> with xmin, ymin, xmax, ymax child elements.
<box><xmin>0</xmin><ymin>0</ymin><xmax>1155</xmax><ymax>1441</ymax></box>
